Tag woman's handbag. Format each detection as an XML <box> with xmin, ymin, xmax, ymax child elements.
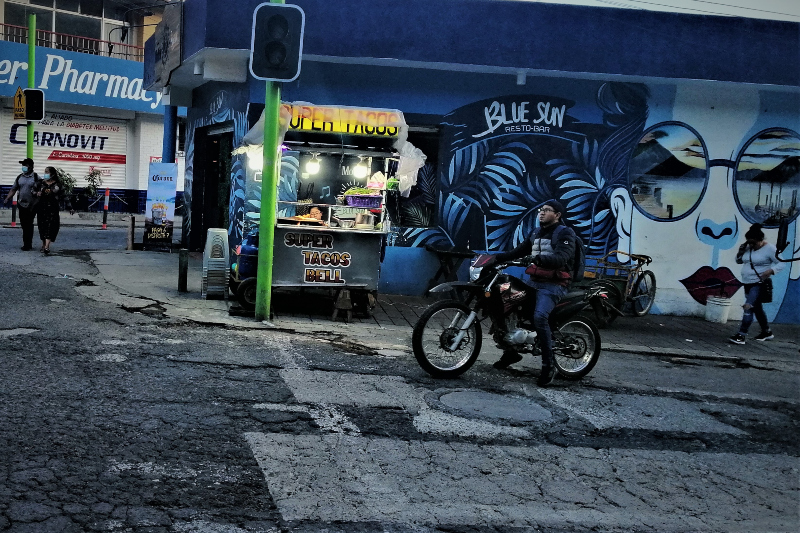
<box><xmin>749</xmin><ymin>255</ymin><xmax>774</xmax><ymax>304</ymax></box>
<box><xmin>758</xmin><ymin>277</ymin><xmax>773</xmax><ymax>304</ymax></box>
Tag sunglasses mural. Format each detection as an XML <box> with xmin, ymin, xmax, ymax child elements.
<box><xmin>394</xmin><ymin>82</ymin><xmax>799</xmax><ymax>323</ymax></box>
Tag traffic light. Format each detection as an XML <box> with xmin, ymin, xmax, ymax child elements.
<box><xmin>250</xmin><ymin>2</ymin><xmax>305</xmax><ymax>82</ymax></box>
<box><xmin>23</xmin><ymin>89</ymin><xmax>45</xmax><ymax>121</ymax></box>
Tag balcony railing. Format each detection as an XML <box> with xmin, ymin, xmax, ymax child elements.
<box><xmin>0</xmin><ymin>23</ymin><xmax>144</xmax><ymax>62</ymax></box>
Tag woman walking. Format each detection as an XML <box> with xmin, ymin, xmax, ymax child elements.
<box><xmin>729</xmin><ymin>223</ymin><xmax>784</xmax><ymax>345</ymax></box>
<box><xmin>34</xmin><ymin>167</ymin><xmax>71</xmax><ymax>254</ymax></box>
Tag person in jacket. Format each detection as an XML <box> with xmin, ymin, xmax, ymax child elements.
<box><xmin>488</xmin><ymin>199</ymin><xmax>577</xmax><ymax>386</ymax></box>
<box><xmin>3</xmin><ymin>158</ymin><xmax>40</xmax><ymax>250</ymax></box>
<box><xmin>729</xmin><ymin>223</ymin><xmax>784</xmax><ymax>345</ymax></box>
<box><xmin>34</xmin><ymin>166</ymin><xmax>73</xmax><ymax>254</ymax></box>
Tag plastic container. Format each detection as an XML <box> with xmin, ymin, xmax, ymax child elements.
<box><xmin>345</xmin><ymin>194</ymin><xmax>382</xmax><ymax>208</ymax></box>
<box><xmin>705</xmin><ymin>296</ymin><xmax>732</xmax><ymax>323</ymax></box>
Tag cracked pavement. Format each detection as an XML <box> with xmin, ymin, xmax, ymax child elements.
<box><xmin>1</xmin><ymin>225</ymin><xmax>798</xmax><ymax>532</ymax></box>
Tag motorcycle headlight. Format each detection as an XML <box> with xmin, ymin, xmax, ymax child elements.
<box><xmin>469</xmin><ymin>265</ymin><xmax>482</xmax><ymax>281</ymax></box>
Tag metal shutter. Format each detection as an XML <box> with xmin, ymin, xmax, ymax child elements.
<box><xmin>3</xmin><ymin>110</ymin><xmax>128</xmax><ymax>189</ymax></box>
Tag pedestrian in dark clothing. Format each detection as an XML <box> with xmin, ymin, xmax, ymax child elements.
<box><xmin>487</xmin><ymin>199</ymin><xmax>577</xmax><ymax>387</ymax></box>
<box><xmin>3</xmin><ymin>158</ymin><xmax>40</xmax><ymax>250</ymax></box>
<box><xmin>728</xmin><ymin>223</ymin><xmax>783</xmax><ymax>345</ymax></box>
<box><xmin>33</xmin><ymin>166</ymin><xmax>73</xmax><ymax>254</ymax></box>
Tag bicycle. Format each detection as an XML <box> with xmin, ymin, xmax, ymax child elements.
<box><xmin>577</xmin><ymin>250</ymin><xmax>657</xmax><ymax>326</ymax></box>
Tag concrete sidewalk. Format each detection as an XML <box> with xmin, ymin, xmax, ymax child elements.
<box><xmin>0</xmin><ymin>208</ymin><xmax>182</xmax><ymax>229</ymax></box>
<box><xmin>2</xmin><ymin>215</ymin><xmax>797</xmax><ymax>366</ymax></box>
<box><xmin>77</xmin><ymin>249</ymin><xmax>800</xmax><ymax>368</ymax></box>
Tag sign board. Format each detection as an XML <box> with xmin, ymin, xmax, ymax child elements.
<box><xmin>149</xmin><ymin>2</ymin><xmax>183</xmax><ymax>91</ymax></box>
<box><xmin>144</xmin><ymin>162</ymin><xmax>178</xmax><ymax>246</ymax></box>
<box><xmin>285</xmin><ymin>104</ymin><xmax>403</xmax><ymax>138</ymax></box>
<box><xmin>0</xmin><ymin>41</ymin><xmax>165</xmax><ymax>114</ymax></box>
<box><xmin>272</xmin><ymin>226</ymin><xmax>382</xmax><ymax>290</ymax></box>
<box><xmin>3</xmin><ymin>110</ymin><xmax>127</xmax><ymax>188</ymax></box>
<box><xmin>13</xmin><ymin>87</ymin><xmax>25</xmax><ymax>120</ymax></box>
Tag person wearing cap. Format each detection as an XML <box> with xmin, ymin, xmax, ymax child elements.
<box><xmin>486</xmin><ymin>199</ymin><xmax>577</xmax><ymax>387</ymax></box>
<box><xmin>3</xmin><ymin>158</ymin><xmax>41</xmax><ymax>251</ymax></box>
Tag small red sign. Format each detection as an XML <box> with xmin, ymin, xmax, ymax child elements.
<box><xmin>47</xmin><ymin>151</ymin><xmax>126</xmax><ymax>164</ymax></box>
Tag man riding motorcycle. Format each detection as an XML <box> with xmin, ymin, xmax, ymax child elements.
<box><xmin>486</xmin><ymin>199</ymin><xmax>577</xmax><ymax>386</ymax></box>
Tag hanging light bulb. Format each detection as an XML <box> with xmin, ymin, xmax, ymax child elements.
<box><xmin>353</xmin><ymin>156</ymin><xmax>368</xmax><ymax>179</ymax></box>
<box><xmin>305</xmin><ymin>153</ymin><xmax>321</xmax><ymax>174</ymax></box>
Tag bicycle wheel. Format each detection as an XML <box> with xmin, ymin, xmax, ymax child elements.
<box><xmin>552</xmin><ymin>318</ymin><xmax>601</xmax><ymax>380</ymax></box>
<box><xmin>411</xmin><ymin>300</ymin><xmax>482</xmax><ymax>378</ymax></box>
<box><xmin>631</xmin><ymin>270</ymin><xmax>657</xmax><ymax>316</ymax></box>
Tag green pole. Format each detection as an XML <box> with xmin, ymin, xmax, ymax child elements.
<box><xmin>254</xmin><ymin>0</ymin><xmax>285</xmax><ymax>322</ymax></box>
<box><xmin>254</xmin><ymin>80</ymin><xmax>281</xmax><ymax>321</ymax></box>
<box><xmin>27</xmin><ymin>13</ymin><xmax>35</xmax><ymax>159</ymax></box>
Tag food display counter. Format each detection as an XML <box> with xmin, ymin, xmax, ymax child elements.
<box><xmin>229</xmin><ymin>103</ymin><xmax>418</xmax><ymax>319</ymax></box>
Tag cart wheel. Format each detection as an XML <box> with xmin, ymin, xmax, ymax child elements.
<box><xmin>237</xmin><ymin>278</ymin><xmax>258</xmax><ymax>311</ymax></box>
<box><xmin>631</xmin><ymin>270</ymin><xmax>657</xmax><ymax>316</ymax></box>
<box><xmin>229</xmin><ymin>276</ymin><xmax>240</xmax><ymax>297</ymax></box>
<box><xmin>352</xmin><ymin>290</ymin><xmax>377</xmax><ymax>318</ymax></box>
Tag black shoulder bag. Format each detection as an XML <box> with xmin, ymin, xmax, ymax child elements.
<box><xmin>749</xmin><ymin>253</ymin><xmax>773</xmax><ymax>304</ymax></box>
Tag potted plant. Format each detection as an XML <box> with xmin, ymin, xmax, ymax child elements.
<box><xmin>84</xmin><ymin>168</ymin><xmax>103</xmax><ymax>202</ymax></box>
<box><xmin>53</xmin><ymin>167</ymin><xmax>77</xmax><ymax>214</ymax></box>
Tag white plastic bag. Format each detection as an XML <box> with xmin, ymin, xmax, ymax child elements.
<box><xmin>395</xmin><ymin>142</ymin><xmax>427</xmax><ymax>197</ymax></box>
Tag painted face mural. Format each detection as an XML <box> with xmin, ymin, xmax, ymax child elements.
<box><xmin>611</xmin><ymin>85</ymin><xmax>800</xmax><ymax>322</ymax></box>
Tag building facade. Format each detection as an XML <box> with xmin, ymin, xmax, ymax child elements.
<box><xmin>0</xmin><ymin>0</ymin><xmax>182</xmax><ymax>213</ymax></box>
<box><xmin>148</xmin><ymin>0</ymin><xmax>800</xmax><ymax>323</ymax></box>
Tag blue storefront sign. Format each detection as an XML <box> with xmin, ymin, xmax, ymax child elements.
<box><xmin>0</xmin><ymin>41</ymin><xmax>163</xmax><ymax>114</ymax></box>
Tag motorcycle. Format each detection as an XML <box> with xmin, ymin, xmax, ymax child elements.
<box><xmin>411</xmin><ymin>254</ymin><xmax>608</xmax><ymax>380</ymax></box>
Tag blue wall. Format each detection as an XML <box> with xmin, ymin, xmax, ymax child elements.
<box><xmin>378</xmin><ymin>247</ymin><xmax>446</xmax><ymax>296</ymax></box>
<box><xmin>184</xmin><ymin>0</ymin><xmax>799</xmax><ymax>87</ymax></box>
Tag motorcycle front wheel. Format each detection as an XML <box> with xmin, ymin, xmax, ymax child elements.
<box><xmin>552</xmin><ymin>318</ymin><xmax>601</xmax><ymax>380</ymax></box>
<box><xmin>412</xmin><ymin>300</ymin><xmax>483</xmax><ymax>378</ymax></box>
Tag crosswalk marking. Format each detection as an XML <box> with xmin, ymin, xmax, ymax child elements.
<box><xmin>244</xmin><ymin>432</ymin><xmax>798</xmax><ymax>529</ymax></box>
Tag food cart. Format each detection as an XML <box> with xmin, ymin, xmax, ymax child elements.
<box><xmin>230</xmin><ymin>103</ymin><xmax>418</xmax><ymax>320</ymax></box>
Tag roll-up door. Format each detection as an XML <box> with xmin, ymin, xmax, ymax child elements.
<box><xmin>3</xmin><ymin>110</ymin><xmax>128</xmax><ymax>189</ymax></box>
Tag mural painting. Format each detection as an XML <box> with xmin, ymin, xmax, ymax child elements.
<box><xmin>183</xmin><ymin>82</ymin><xmax>799</xmax><ymax>323</ymax></box>
<box><xmin>611</xmin><ymin>84</ymin><xmax>799</xmax><ymax>323</ymax></box>
<box><xmin>183</xmin><ymin>88</ymin><xmax>249</xmax><ymax>250</ymax></box>
<box><xmin>391</xmin><ymin>82</ymin><xmax>799</xmax><ymax>322</ymax></box>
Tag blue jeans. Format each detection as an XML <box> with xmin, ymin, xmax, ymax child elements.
<box><xmin>738</xmin><ymin>283</ymin><xmax>769</xmax><ymax>336</ymax></box>
<box><xmin>527</xmin><ymin>281</ymin><xmax>568</xmax><ymax>368</ymax></box>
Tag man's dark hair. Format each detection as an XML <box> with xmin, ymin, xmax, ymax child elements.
<box><xmin>543</xmin><ymin>199</ymin><xmax>565</xmax><ymax>215</ymax></box>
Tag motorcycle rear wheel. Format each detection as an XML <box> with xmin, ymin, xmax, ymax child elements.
<box><xmin>412</xmin><ymin>300</ymin><xmax>483</xmax><ymax>378</ymax></box>
<box><xmin>589</xmin><ymin>280</ymin><xmax>624</xmax><ymax>327</ymax></box>
<box><xmin>552</xmin><ymin>318</ymin><xmax>601</xmax><ymax>380</ymax></box>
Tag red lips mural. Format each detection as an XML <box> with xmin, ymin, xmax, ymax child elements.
<box><xmin>680</xmin><ymin>266</ymin><xmax>743</xmax><ymax>304</ymax></box>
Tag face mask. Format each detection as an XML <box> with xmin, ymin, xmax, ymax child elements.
<box><xmin>21</xmin><ymin>166</ymin><xmax>28</xmax><ymax>173</ymax></box>
<box><xmin>44</xmin><ymin>174</ymin><xmax>51</xmax><ymax>179</ymax></box>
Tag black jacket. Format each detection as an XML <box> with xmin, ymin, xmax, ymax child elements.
<box><xmin>496</xmin><ymin>222</ymin><xmax>577</xmax><ymax>273</ymax></box>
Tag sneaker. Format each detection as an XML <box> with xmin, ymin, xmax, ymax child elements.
<box><xmin>728</xmin><ymin>333</ymin><xmax>746</xmax><ymax>345</ymax></box>
<box><xmin>493</xmin><ymin>351</ymin><xmax>523</xmax><ymax>369</ymax></box>
<box><xmin>537</xmin><ymin>366</ymin><xmax>556</xmax><ymax>387</ymax></box>
<box><xmin>20</xmin><ymin>246</ymin><xmax>31</xmax><ymax>251</ymax></box>
<box><xmin>754</xmin><ymin>330</ymin><xmax>774</xmax><ymax>341</ymax></box>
